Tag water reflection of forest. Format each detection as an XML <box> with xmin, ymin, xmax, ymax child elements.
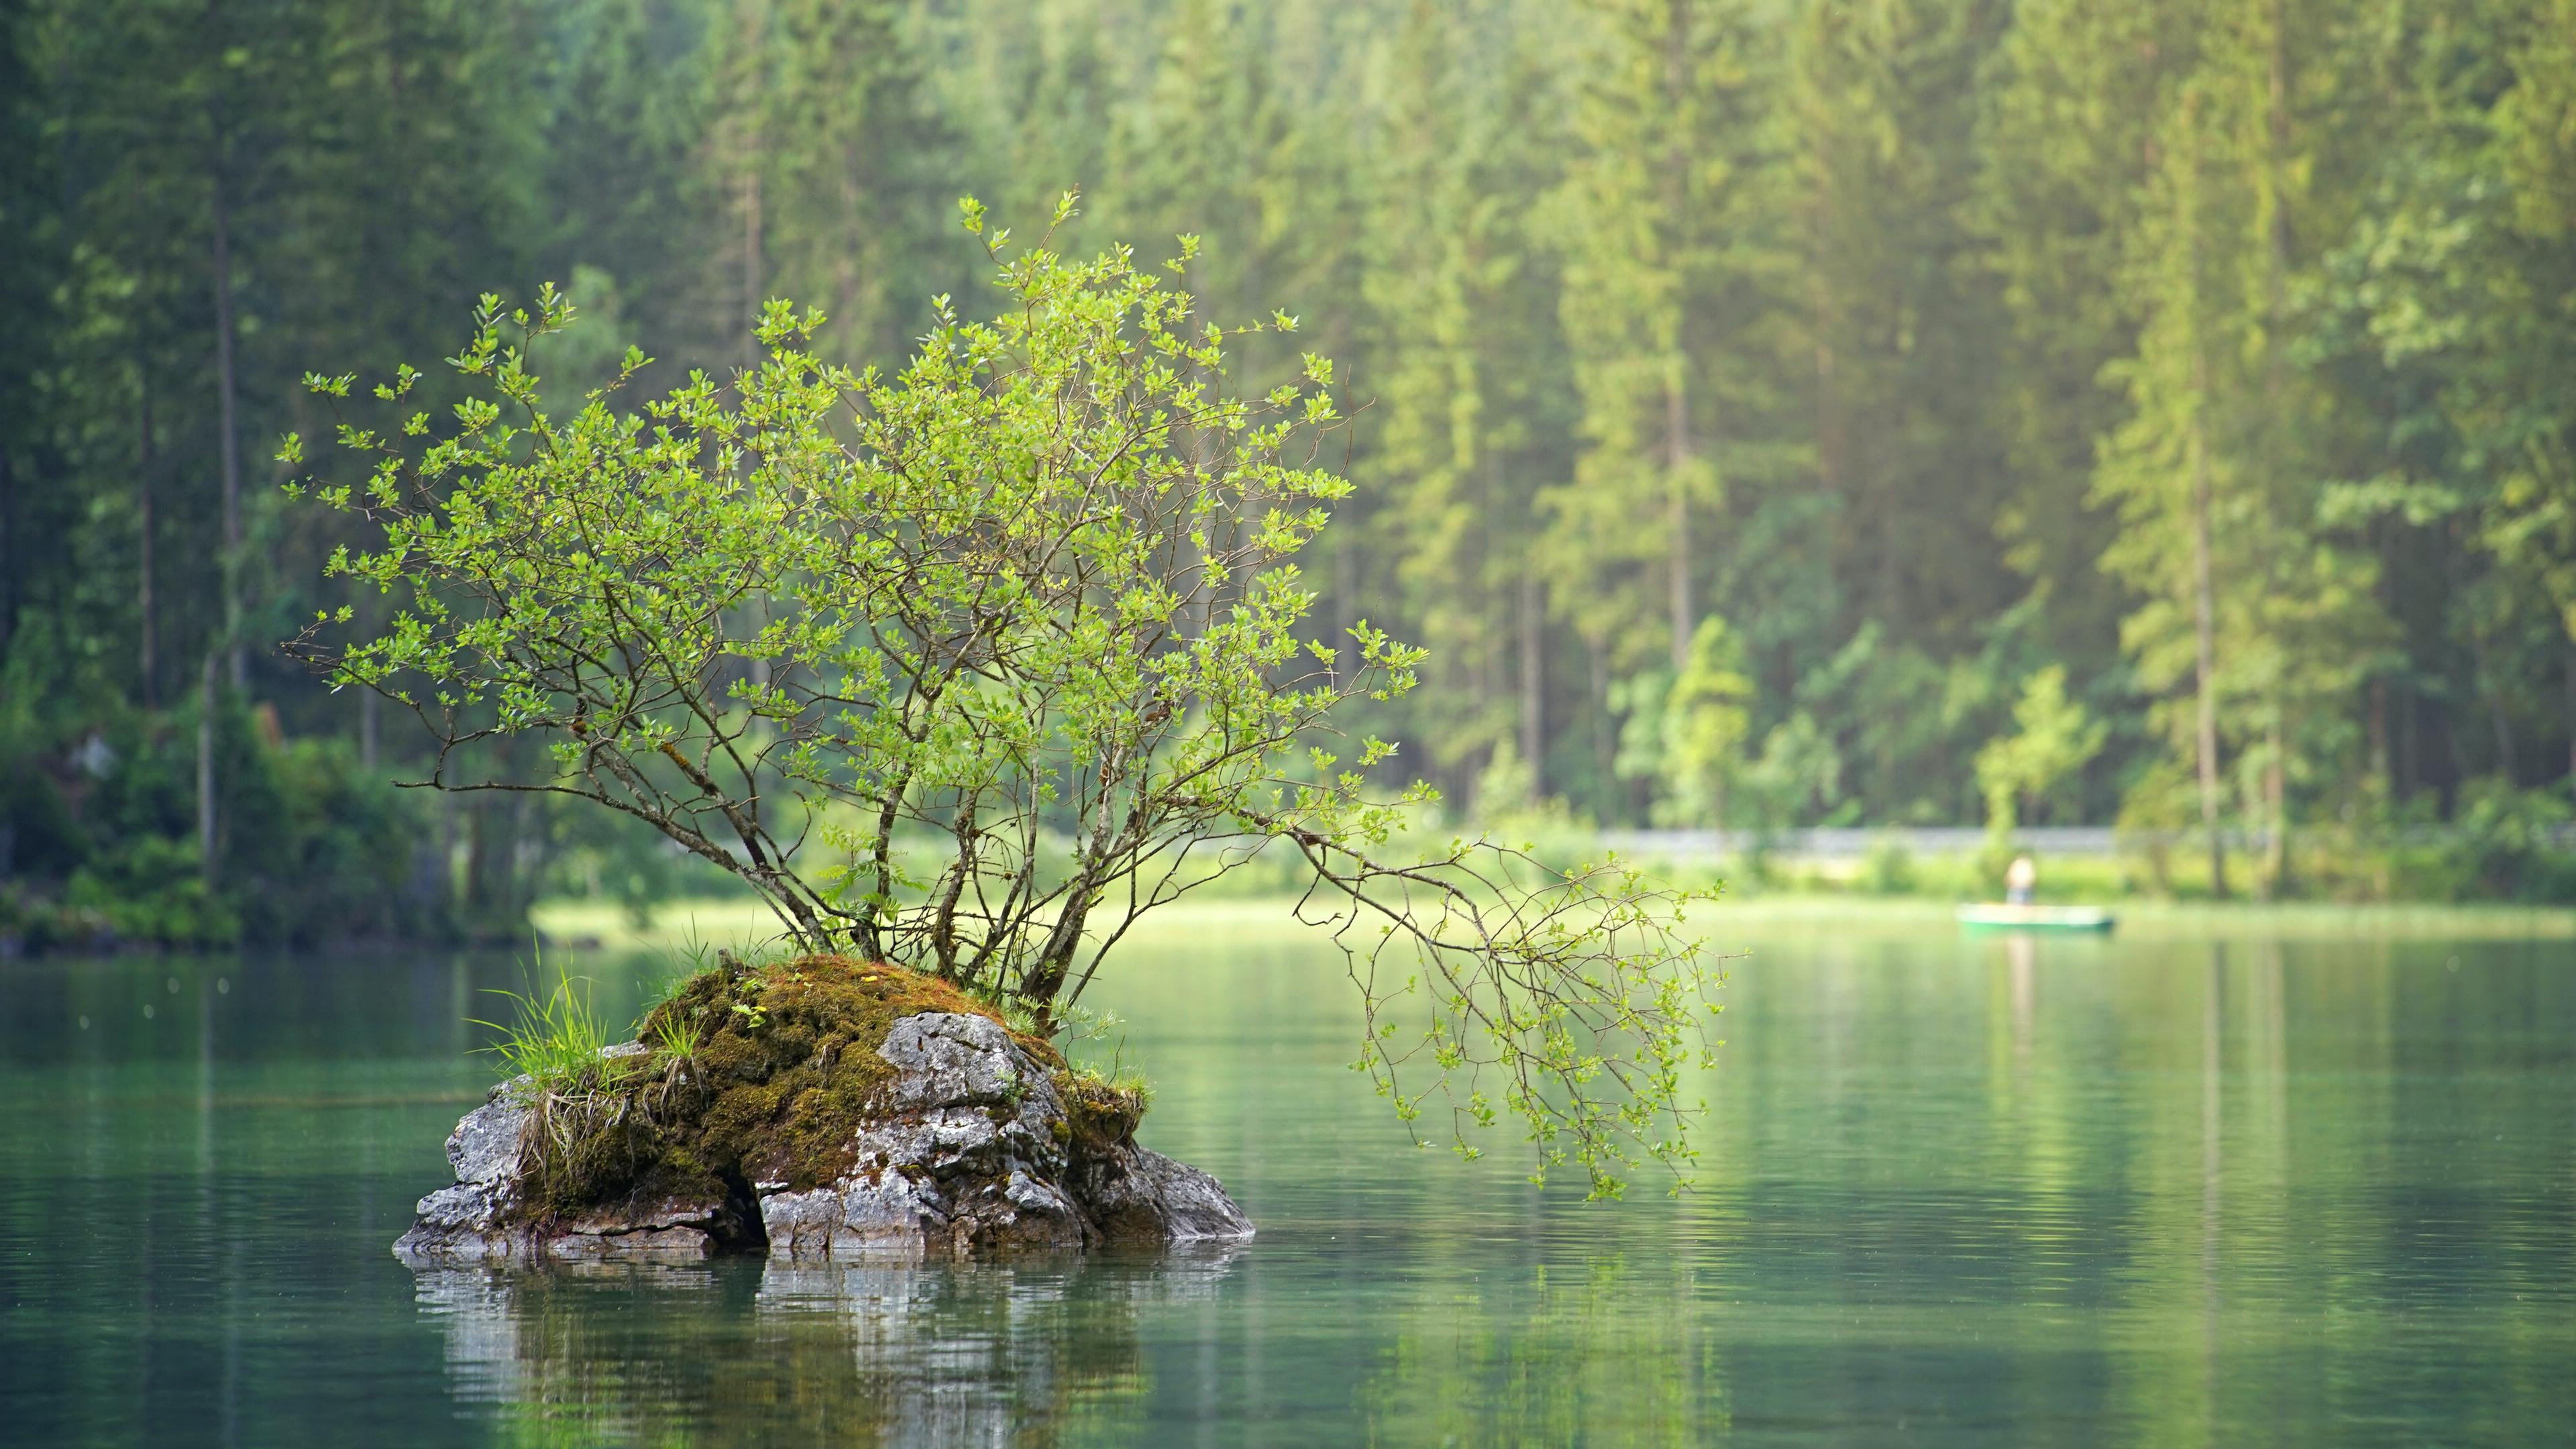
<box><xmin>418</xmin><ymin>1249</ymin><xmax>1241</xmax><ymax>1447</ymax></box>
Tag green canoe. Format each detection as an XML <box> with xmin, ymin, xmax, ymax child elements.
<box><xmin>1955</xmin><ymin>903</ymin><xmax>2117</xmax><ymax>932</ymax></box>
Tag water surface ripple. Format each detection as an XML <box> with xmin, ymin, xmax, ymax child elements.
<box><xmin>1</xmin><ymin>919</ymin><xmax>2568</xmax><ymax>1445</ymax></box>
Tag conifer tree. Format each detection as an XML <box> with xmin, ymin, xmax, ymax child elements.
<box><xmin>1549</xmin><ymin>0</ymin><xmax>1788</xmax><ymax>820</ymax></box>
<box><xmin>1359</xmin><ymin>0</ymin><xmax>1576</xmax><ymax>806</ymax></box>
<box><xmin>1783</xmin><ymin>0</ymin><xmax>2015</xmax><ymax>818</ymax></box>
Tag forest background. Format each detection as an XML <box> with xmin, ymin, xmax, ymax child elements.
<box><xmin>4</xmin><ymin>0</ymin><xmax>2575</xmax><ymax>950</ymax></box>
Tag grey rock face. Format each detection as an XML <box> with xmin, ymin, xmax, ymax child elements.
<box><xmin>1073</xmin><ymin>1142</ymin><xmax>1260</xmax><ymax>1242</ymax></box>
<box><xmin>394</xmin><ymin>1010</ymin><xmax>1252</xmax><ymax>1267</ymax></box>
<box><xmin>875</xmin><ymin>1014</ymin><xmax>1033</xmax><ymax>1109</ymax></box>
<box><xmin>394</xmin><ymin>1081</ymin><xmax>534</xmax><ymax>1265</ymax></box>
<box><xmin>394</xmin><ymin>1073</ymin><xmax>740</xmax><ymax>1267</ymax></box>
<box><xmin>762</xmin><ymin>1014</ymin><xmax>1096</xmax><ymax>1260</ymax></box>
<box><xmin>450</xmin><ymin>1081</ymin><xmax>529</xmax><ymax>1187</ymax></box>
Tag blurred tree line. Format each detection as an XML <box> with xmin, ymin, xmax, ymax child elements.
<box><xmin>4</xmin><ymin>0</ymin><xmax>2573</xmax><ymax>945</ymax></box>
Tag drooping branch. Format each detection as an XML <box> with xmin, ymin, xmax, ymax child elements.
<box><xmin>1285</xmin><ymin>830</ymin><xmax>1722</xmax><ymax>1199</ymax></box>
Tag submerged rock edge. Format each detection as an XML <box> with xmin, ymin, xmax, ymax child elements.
<box><xmin>393</xmin><ymin>1010</ymin><xmax>1252</xmax><ymax>1267</ymax></box>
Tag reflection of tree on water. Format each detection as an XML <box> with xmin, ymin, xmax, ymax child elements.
<box><xmin>414</xmin><ymin>1247</ymin><xmax>1242</xmax><ymax>1447</ymax></box>
<box><xmin>1354</xmin><ymin>1251</ymin><xmax>1725</xmax><ymax>1445</ymax></box>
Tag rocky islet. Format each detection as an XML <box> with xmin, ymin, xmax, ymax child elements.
<box><xmin>394</xmin><ymin>958</ymin><xmax>1251</xmax><ymax>1265</ymax></box>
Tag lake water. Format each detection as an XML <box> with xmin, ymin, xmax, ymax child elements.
<box><xmin>1</xmin><ymin>910</ymin><xmax>2569</xmax><ymax>1446</ymax></box>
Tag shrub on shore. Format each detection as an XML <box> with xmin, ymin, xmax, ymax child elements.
<box><xmin>0</xmin><ymin>702</ymin><xmax>451</xmax><ymax>953</ymax></box>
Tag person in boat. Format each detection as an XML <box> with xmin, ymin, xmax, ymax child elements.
<box><xmin>2004</xmin><ymin>854</ymin><xmax>2037</xmax><ymax>906</ymax></box>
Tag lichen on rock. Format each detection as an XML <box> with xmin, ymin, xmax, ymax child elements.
<box><xmin>394</xmin><ymin>956</ymin><xmax>1251</xmax><ymax>1267</ymax></box>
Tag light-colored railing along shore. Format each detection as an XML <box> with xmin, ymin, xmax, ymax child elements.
<box><xmin>1595</xmin><ymin>824</ymin><xmax>2576</xmax><ymax>861</ymax></box>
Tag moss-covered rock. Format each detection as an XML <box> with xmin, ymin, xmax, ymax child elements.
<box><xmin>394</xmin><ymin>956</ymin><xmax>1251</xmax><ymax>1265</ymax></box>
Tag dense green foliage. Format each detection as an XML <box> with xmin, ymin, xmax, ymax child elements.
<box><xmin>4</xmin><ymin>0</ymin><xmax>2573</xmax><ymax>928</ymax></box>
<box><xmin>286</xmin><ymin>224</ymin><xmax>1397</xmax><ymax>984</ymax></box>
<box><xmin>0</xmin><ymin>700</ymin><xmax>446</xmax><ymax>949</ymax></box>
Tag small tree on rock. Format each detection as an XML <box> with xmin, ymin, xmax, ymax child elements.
<box><xmin>281</xmin><ymin>197</ymin><xmax>1719</xmax><ymax>1195</ymax></box>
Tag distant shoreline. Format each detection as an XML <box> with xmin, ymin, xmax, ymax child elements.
<box><xmin>531</xmin><ymin>894</ymin><xmax>2576</xmax><ymax>953</ymax></box>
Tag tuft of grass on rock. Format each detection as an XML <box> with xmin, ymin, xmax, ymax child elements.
<box><xmin>1054</xmin><ymin>1064</ymin><xmax>1150</xmax><ymax>1155</ymax></box>
<box><xmin>474</xmin><ymin>973</ymin><xmax>625</xmax><ymax>1095</ymax></box>
<box><xmin>474</xmin><ymin>971</ymin><xmax>674</xmax><ymax>1214</ymax></box>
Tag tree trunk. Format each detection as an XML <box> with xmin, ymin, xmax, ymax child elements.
<box><xmin>742</xmin><ymin>168</ymin><xmax>762</xmax><ymax>368</ymax></box>
<box><xmin>1334</xmin><ymin>525</ymin><xmax>1354</xmax><ymax>676</ymax></box>
<box><xmin>2260</xmin><ymin>0</ymin><xmax>2291</xmax><ymax>903</ymax></box>
<box><xmin>1667</xmin><ymin>374</ymin><xmax>1693</xmax><ymax>676</ymax></box>
<box><xmin>2469</xmin><ymin>619</ymin><xmax>2516</xmax><ymax>784</ymax></box>
<box><xmin>440</xmin><ymin>791</ymin><xmax>460</xmax><ymax>920</ymax></box>
<box><xmin>138</xmin><ymin>366</ymin><xmax>158</xmax><ymax>708</ymax></box>
<box><xmin>2487</xmin><ymin>690</ymin><xmax>2516</xmax><ymax>782</ymax></box>
<box><xmin>735</xmin><ymin>0</ymin><xmax>765</xmax><ymax>366</ymax></box>
<box><xmin>458</xmin><ymin>786</ymin><xmax>546</xmax><ymax>939</ymax></box>
<box><xmin>1812</xmin><ymin>123</ymin><xmax>1840</xmax><ymax>511</ymax></box>
<box><xmin>2192</xmin><ymin>364</ymin><xmax>2228</xmax><ymax>900</ymax></box>
<box><xmin>2400</xmin><ymin>678</ymin><xmax>2418</xmax><ymax>798</ymax></box>
<box><xmin>464</xmin><ymin>795</ymin><xmax>505</xmax><ymax>937</ymax></box>
<box><xmin>1023</xmin><ymin>861</ymin><xmax>1099</xmax><ymax>1031</ymax></box>
<box><xmin>0</xmin><ymin>451</ymin><xmax>15</xmax><ymax>656</ymax></box>
<box><xmin>1518</xmin><ymin>570</ymin><xmax>1544</xmax><ymax>794</ymax></box>
<box><xmin>197</xmin><ymin>652</ymin><xmax>219</xmax><ymax>883</ymax></box>
<box><xmin>2180</xmin><ymin>91</ymin><xmax>2229</xmax><ymax>902</ymax></box>
<box><xmin>2367</xmin><ymin>675</ymin><xmax>2389</xmax><ymax>794</ymax></box>
<box><xmin>2263</xmin><ymin>708</ymin><xmax>2288</xmax><ymax>896</ymax></box>
<box><xmin>1662</xmin><ymin>0</ymin><xmax>1695</xmax><ymax>679</ymax></box>
<box><xmin>210</xmin><ymin>123</ymin><xmax>246</xmax><ymax>690</ymax></box>
<box><xmin>2564</xmin><ymin>639</ymin><xmax>2575</xmax><ymax>786</ymax></box>
<box><xmin>2266</xmin><ymin>0</ymin><xmax>2293</xmax><ymax>276</ymax></box>
<box><xmin>1588</xmin><ymin>638</ymin><xmax>1615</xmax><ymax>816</ymax></box>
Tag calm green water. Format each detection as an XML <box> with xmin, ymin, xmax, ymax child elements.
<box><xmin>2</xmin><ymin>914</ymin><xmax>2569</xmax><ymax>1446</ymax></box>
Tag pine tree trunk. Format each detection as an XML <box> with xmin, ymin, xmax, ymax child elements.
<box><xmin>2267</xmin><ymin>0</ymin><xmax>2293</xmax><ymax>274</ymax></box>
<box><xmin>2400</xmin><ymin>679</ymin><xmax>2418</xmax><ymax>798</ymax></box>
<box><xmin>2563</xmin><ymin>640</ymin><xmax>2575</xmax><ymax>785</ymax></box>
<box><xmin>2555</xmin><ymin>637</ymin><xmax>2576</xmax><ymax>784</ymax></box>
<box><xmin>1589</xmin><ymin>637</ymin><xmax>1614</xmax><ymax>813</ymax></box>
<box><xmin>2265</xmin><ymin>709</ymin><xmax>2288</xmax><ymax>896</ymax></box>
<box><xmin>2182</xmin><ymin>91</ymin><xmax>2229</xmax><ymax>902</ymax></box>
<box><xmin>2262</xmin><ymin>0</ymin><xmax>2292</xmax><ymax>902</ymax></box>
<box><xmin>1812</xmin><ymin>113</ymin><xmax>1839</xmax><ymax>508</ymax></box>
<box><xmin>743</xmin><ymin>169</ymin><xmax>762</xmax><ymax>368</ymax></box>
<box><xmin>2260</xmin><ymin>0</ymin><xmax>2292</xmax><ymax>902</ymax></box>
<box><xmin>1334</xmin><ymin>526</ymin><xmax>1354</xmax><ymax>676</ymax></box>
<box><xmin>0</xmin><ymin>451</ymin><xmax>15</xmax><ymax>657</ymax></box>
<box><xmin>464</xmin><ymin>796</ymin><xmax>496</xmax><ymax>936</ymax></box>
<box><xmin>1662</xmin><ymin>0</ymin><xmax>1695</xmax><ymax>679</ymax></box>
<box><xmin>736</xmin><ymin>0</ymin><xmax>764</xmax><ymax>369</ymax></box>
<box><xmin>210</xmin><ymin>133</ymin><xmax>245</xmax><ymax>690</ymax></box>
<box><xmin>2474</xmin><ymin>627</ymin><xmax>2516</xmax><ymax>782</ymax></box>
<box><xmin>138</xmin><ymin>367</ymin><xmax>158</xmax><ymax>708</ymax></box>
<box><xmin>2368</xmin><ymin>676</ymin><xmax>2389</xmax><ymax>792</ymax></box>
<box><xmin>1667</xmin><ymin>375</ymin><xmax>1693</xmax><ymax>677</ymax></box>
<box><xmin>197</xmin><ymin>651</ymin><xmax>219</xmax><ymax>882</ymax></box>
<box><xmin>1519</xmin><ymin>570</ymin><xmax>1544</xmax><ymax>795</ymax></box>
<box><xmin>2192</xmin><ymin>371</ymin><xmax>2228</xmax><ymax>900</ymax></box>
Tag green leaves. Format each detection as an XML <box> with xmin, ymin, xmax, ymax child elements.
<box><xmin>1975</xmin><ymin>665</ymin><xmax>2108</xmax><ymax>834</ymax></box>
<box><xmin>287</xmin><ymin>205</ymin><xmax>1715</xmax><ymax>1195</ymax></box>
<box><xmin>1297</xmin><ymin>835</ymin><xmax>1721</xmax><ymax>1200</ymax></box>
<box><xmin>290</xmin><ymin>219</ymin><xmax>1336</xmax><ymax>938</ymax></box>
